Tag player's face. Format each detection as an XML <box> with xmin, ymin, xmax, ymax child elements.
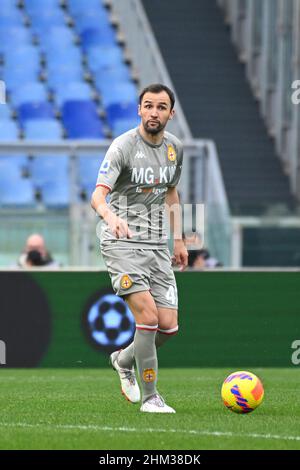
<box><xmin>138</xmin><ymin>91</ymin><xmax>175</xmax><ymax>135</ymax></box>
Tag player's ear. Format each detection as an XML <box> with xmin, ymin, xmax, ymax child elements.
<box><xmin>169</xmin><ymin>109</ymin><xmax>175</xmax><ymax>120</ymax></box>
<box><xmin>138</xmin><ymin>104</ymin><xmax>142</xmax><ymax>117</ymax></box>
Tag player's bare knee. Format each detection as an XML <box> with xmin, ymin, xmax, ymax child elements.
<box><xmin>140</xmin><ymin>309</ymin><xmax>158</xmax><ymax>326</ymax></box>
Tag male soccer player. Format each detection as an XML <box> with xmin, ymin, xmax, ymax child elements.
<box><xmin>91</xmin><ymin>83</ymin><xmax>188</xmax><ymax>413</ymax></box>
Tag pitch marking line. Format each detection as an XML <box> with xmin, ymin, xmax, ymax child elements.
<box><xmin>0</xmin><ymin>422</ymin><xmax>300</xmax><ymax>442</ymax></box>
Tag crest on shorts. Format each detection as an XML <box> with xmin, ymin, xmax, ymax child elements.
<box><xmin>167</xmin><ymin>145</ymin><xmax>176</xmax><ymax>162</ymax></box>
<box><xmin>143</xmin><ymin>368</ymin><xmax>156</xmax><ymax>383</ymax></box>
<box><xmin>120</xmin><ymin>274</ymin><xmax>133</xmax><ymax>289</ymax></box>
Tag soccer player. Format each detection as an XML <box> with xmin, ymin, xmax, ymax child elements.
<box><xmin>91</xmin><ymin>83</ymin><xmax>188</xmax><ymax>413</ymax></box>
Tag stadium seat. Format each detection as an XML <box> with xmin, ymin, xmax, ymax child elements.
<box><xmin>93</xmin><ymin>65</ymin><xmax>132</xmax><ymax>92</ymax></box>
<box><xmin>47</xmin><ymin>64</ymin><xmax>83</xmax><ymax>91</ymax></box>
<box><xmin>111</xmin><ymin>118</ymin><xmax>140</xmax><ymax>137</ymax></box>
<box><xmin>24</xmin><ymin>119</ymin><xmax>63</xmax><ymax>140</ymax></box>
<box><xmin>12</xmin><ymin>83</ymin><xmax>48</xmax><ymax>108</ymax></box>
<box><xmin>46</xmin><ymin>46</ymin><xmax>82</xmax><ymax>70</ymax></box>
<box><xmin>38</xmin><ymin>27</ymin><xmax>76</xmax><ymax>54</ymax></box>
<box><xmin>0</xmin><ymin>120</ymin><xmax>19</xmax><ymax>140</ymax></box>
<box><xmin>78</xmin><ymin>154</ymin><xmax>104</xmax><ymax>196</ymax></box>
<box><xmin>42</xmin><ymin>181</ymin><xmax>70</xmax><ymax>207</ymax></box>
<box><xmin>55</xmin><ymin>81</ymin><xmax>92</xmax><ymax>107</ymax></box>
<box><xmin>74</xmin><ymin>10</ymin><xmax>111</xmax><ymax>34</ymax></box>
<box><xmin>0</xmin><ymin>27</ymin><xmax>33</xmax><ymax>54</ymax></box>
<box><xmin>98</xmin><ymin>81</ymin><xmax>138</xmax><ymax>107</ymax></box>
<box><xmin>29</xmin><ymin>10</ymin><xmax>67</xmax><ymax>37</ymax></box>
<box><xmin>0</xmin><ymin>105</ymin><xmax>12</xmax><ymax>120</ymax></box>
<box><xmin>62</xmin><ymin>100</ymin><xmax>105</xmax><ymax>139</ymax></box>
<box><xmin>80</xmin><ymin>26</ymin><xmax>116</xmax><ymax>49</ymax></box>
<box><xmin>0</xmin><ymin>176</ymin><xmax>35</xmax><ymax>206</ymax></box>
<box><xmin>18</xmin><ymin>102</ymin><xmax>55</xmax><ymax>124</ymax></box>
<box><xmin>86</xmin><ymin>45</ymin><xmax>124</xmax><ymax>73</ymax></box>
<box><xmin>106</xmin><ymin>102</ymin><xmax>138</xmax><ymax>127</ymax></box>
<box><xmin>68</xmin><ymin>0</ymin><xmax>108</xmax><ymax>16</ymax></box>
<box><xmin>2</xmin><ymin>66</ymin><xmax>38</xmax><ymax>93</ymax></box>
<box><xmin>24</xmin><ymin>0</ymin><xmax>62</xmax><ymax>14</ymax></box>
<box><xmin>0</xmin><ymin>9</ymin><xmax>24</xmax><ymax>28</ymax></box>
<box><xmin>0</xmin><ymin>155</ymin><xmax>29</xmax><ymax>173</ymax></box>
<box><xmin>31</xmin><ymin>155</ymin><xmax>69</xmax><ymax>186</ymax></box>
<box><xmin>4</xmin><ymin>46</ymin><xmax>41</xmax><ymax>74</ymax></box>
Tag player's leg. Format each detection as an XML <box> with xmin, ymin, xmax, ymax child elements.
<box><xmin>156</xmin><ymin>307</ymin><xmax>178</xmax><ymax>347</ymax></box>
<box><xmin>124</xmin><ymin>290</ymin><xmax>159</xmax><ymax>404</ymax></box>
<box><xmin>117</xmin><ymin>304</ymin><xmax>178</xmax><ymax>370</ymax></box>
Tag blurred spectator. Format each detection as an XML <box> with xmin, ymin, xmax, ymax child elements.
<box><xmin>187</xmin><ymin>248</ymin><xmax>222</xmax><ymax>269</ymax></box>
<box><xmin>17</xmin><ymin>233</ymin><xmax>60</xmax><ymax>268</ymax></box>
<box><xmin>183</xmin><ymin>231</ymin><xmax>222</xmax><ymax>268</ymax></box>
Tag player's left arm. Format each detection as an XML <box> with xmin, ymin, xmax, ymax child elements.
<box><xmin>165</xmin><ymin>186</ymin><xmax>188</xmax><ymax>271</ymax></box>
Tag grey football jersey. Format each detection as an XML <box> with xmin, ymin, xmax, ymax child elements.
<box><xmin>96</xmin><ymin>127</ymin><xmax>183</xmax><ymax>249</ymax></box>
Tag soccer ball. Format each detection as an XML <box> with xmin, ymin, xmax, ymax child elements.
<box><xmin>86</xmin><ymin>293</ymin><xmax>135</xmax><ymax>353</ymax></box>
<box><xmin>221</xmin><ymin>371</ymin><xmax>264</xmax><ymax>414</ymax></box>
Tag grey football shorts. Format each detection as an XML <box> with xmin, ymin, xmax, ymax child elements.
<box><xmin>101</xmin><ymin>246</ymin><xmax>178</xmax><ymax>309</ymax></box>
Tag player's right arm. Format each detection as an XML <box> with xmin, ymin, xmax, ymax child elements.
<box><xmin>91</xmin><ymin>186</ymin><xmax>132</xmax><ymax>239</ymax></box>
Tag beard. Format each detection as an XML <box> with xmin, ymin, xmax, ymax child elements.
<box><xmin>143</xmin><ymin>120</ymin><xmax>165</xmax><ymax>135</ymax></box>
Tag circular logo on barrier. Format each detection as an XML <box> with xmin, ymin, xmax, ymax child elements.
<box><xmin>82</xmin><ymin>289</ymin><xmax>135</xmax><ymax>354</ymax></box>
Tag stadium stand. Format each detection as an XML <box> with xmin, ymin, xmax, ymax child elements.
<box><xmin>0</xmin><ymin>0</ymin><xmax>139</xmax><ymax>210</ymax></box>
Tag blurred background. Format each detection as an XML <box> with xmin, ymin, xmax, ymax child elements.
<box><xmin>0</xmin><ymin>0</ymin><xmax>300</xmax><ymax>269</ymax></box>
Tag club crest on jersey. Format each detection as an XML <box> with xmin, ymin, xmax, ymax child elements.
<box><xmin>143</xmin><ymin>368</ymin><xmax>156</xmax><ymax>383</ymax></box>
<box><xmin>120</xmin><ymin>274</ymin><xmax>133</xmax><ymax>289</ymax></box>
<box><xmin>167</xmin><ymin>145</ymin><xmax>176</xmax><ymax>162</ymax></box>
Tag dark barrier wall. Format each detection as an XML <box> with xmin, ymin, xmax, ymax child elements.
<box><xmin>0</xmin><ymin>271</ymin><xmax>299</xmax><ymax>368</ymax></box>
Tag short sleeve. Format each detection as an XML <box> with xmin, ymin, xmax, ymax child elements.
<box><xmin>168</xmin><ymin>144</ymin><xmax>183</xmax><ymax>187</ymax></box>
<box><xmin>96</xmin><ymin>144</ymin><xmax>124</xmax><ymax>192</ymax></box>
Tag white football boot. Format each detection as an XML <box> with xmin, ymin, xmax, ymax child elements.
<box><xmin>140</xmin><ymin>393</ymin><xmax>176</xmax><ymax>413</ymax></box>
<box><xmin>110</xmin><ymin>350</ymin><xmax>141</xmax><ymax>404</ymax></box>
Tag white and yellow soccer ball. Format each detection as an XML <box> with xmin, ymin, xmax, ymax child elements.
<box><xmin>221</xmin><ymin>371</ymin><xmax>264</xmax><ymax>414</ymax></box>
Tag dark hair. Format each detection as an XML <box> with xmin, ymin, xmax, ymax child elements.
<box><xmin>139</xmin><ymin>84</ymin><xmax>175</xmax><ymax>110</ymax></box>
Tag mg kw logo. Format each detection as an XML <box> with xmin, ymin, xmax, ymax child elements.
<box><xmin>0</xmin><ymin>340</ymin><xmax>6</xmax><ymax>365</ymax></box>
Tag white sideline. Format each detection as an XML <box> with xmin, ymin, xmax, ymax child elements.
<box><xmin>0</xmin><ymin>422</ymin><xmax>300</xmax><ymax>442</ymax></box>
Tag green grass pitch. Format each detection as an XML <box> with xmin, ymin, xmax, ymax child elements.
<box><xmin>0</xmin><ymin>368</ymin><xmax>299</xmax><ymax>450</ymax></box>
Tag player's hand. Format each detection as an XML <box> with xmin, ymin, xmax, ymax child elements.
<box><xmin>172</xmin><ymin>240</ymin><xmax>188</xmax><ymax>271</ymax></box>
<box><xmin>106</xmin><ymin>213</ymin><xmax>133</xmax><ymax>239</ymax></box>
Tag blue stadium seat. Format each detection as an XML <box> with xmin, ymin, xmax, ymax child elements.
<box><xmin>39</xmin><ymin>27</ymin><xmax>75</xmax><ymax>54</ymax></box>
<box><xmin>99</xmin><ymin>81</ymin><xmax>138</xmax><ymax>107</ymax></box>
<box><xmin>0</xmin><ymin>10</ymin><xmax>24</xmax><ymax>28</ymax></box>
<box><xmin>24</xmin><ymin>0</ymin><xmax>62</xmax><ymax>14</ymax></box>
<box><xmin>80</xmin><ymin>26</ymin><xmax>116</xmax><ymax>49</ymax></box>
<box><xmin>24</xmin><ymin>119</ymin><xmax>63</xmax><ymax>140</ymax></box>
<box><xmin>4</xmin><ymin>46</ymin><xmax>40</xmax><ymax>73</ymax></box>
<box><xmin>0</xmin><ymin>155</ymin><xmax>29</xmax><ymax>173</ymax></box>
<box><xmin>78</xmin><ymin>154</ymin><xmax>105</xmax><ymax>195</ymax></box>
<box><xmin>74</xmin><ymin>10</ymin><xmax>110</xmax><ymax>34</ymax></box>
<box><xmin>111</xmin><ymin>118</ymin><xmax>140</xmax><ymax>137</ymax></box>
<box><xmin>31</xmin><ymin>155</ymin><xmax>69</xmax><ymax>186</ymax></box>
<box><xmin>0</xmin><ymin>105</ymin><xmax>12</xmax><ymax>121</ymax></box>
<box><xmin>47</xmin><ymin>64</ymin><xmax>83</xmax><ymax>91</ymax></box>
<box><xmin>0</xmin><ymin>176</ymin><xmax>35</xmax><ymax>206</ymax></box>
<box><xmin>2</xmin><ymin>66</ymin><xmax>38</xmax><ymax>93</ymax></box>
<box><xmin>1</xmin><ymin>0</ymin><xmax>21</xmax><ymax>13</ymax></box>
<box><xmin>68</xmin><ymin>0</ymin><xmax>107</xmax><ymax>16</ymax></box>
<box><xmin>42</xmin><ymin>181</ymin><xmax>70</xmax><ymax>207</ymax></box>
<box><xmin>0</xmin><ymin>27</ymin><xmax>33</xmax><ymax>54</ymax></box>
<box><xmin>62</xmin><ymin>100</ymin><xmax>105</xmax><ymax>139</ymax></box>
<box><xmin>55</xmin><ymin>81</ymin><xmax>92</xmax><ymax>107</ymax></box>
<box><xmin>18</xmin><ymin>102</ymin><xmax>55</xmax><ymax>124</ymax></box>
<box><xmin>12</xmin><ymin>82</ymin><xmax>48</xmax><ymax>107</ymax></box>
<box><xmin>29</xmin><ymin>10</ymin><xmax>67</xmax><ymax>37</ymax></box>
<box><xmin>0</xmin><ymin>120</ymin><xmax>19</xmax><ymax>140</ymax></box>
<box><xmin>46</xmin><ymin>46</ymin><xmax>82</xmax><ymax>70</ymax></box>
<box><xmin>106</xmin><ymin>102</ymin><xmax>138</xmax><ymax>127</ymax></box>
<box><xmin>86</xmin><ymin>45</ymin><xmax>124</xmax><ymax>73</ymax></box>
